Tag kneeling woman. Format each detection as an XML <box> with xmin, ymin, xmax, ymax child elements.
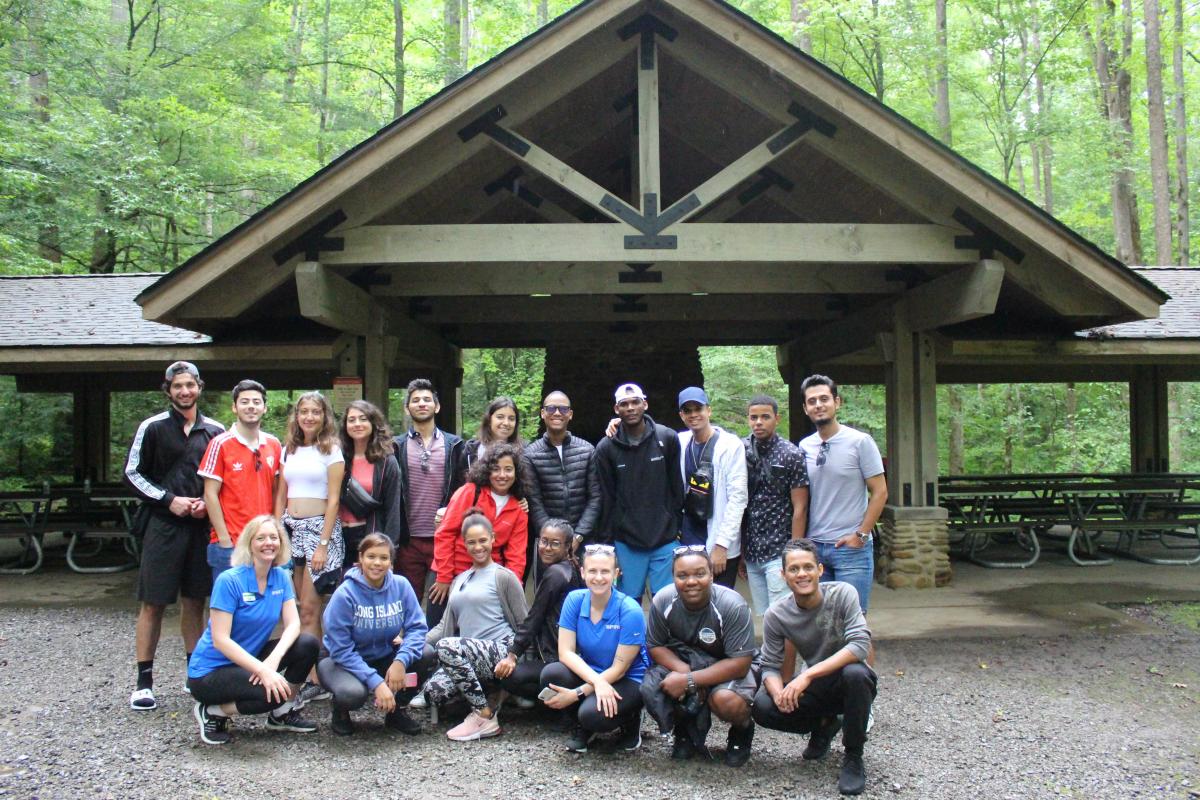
<box><xmin>541</xmin><ymin>544</ymin><xmax>650</xmax><ymax>753</ymax></box>
<box><xmin>495</xmin><ymin>519</ymin><xmax>583</xmax><ymax>702</ymax></box>
<box><xmin>318</xmin><ymin>533</ymin><xmax>432</xmax><ymax>736</ymax></box>
<box><xmin>186</xmin><ymin>515</ymin><xmax>319</xmax><ymax>745</ymax></box>
<box><xmin>422</xmin><ymin>512</ymin><xmax>528</xmax><ymax>742</ymax></box>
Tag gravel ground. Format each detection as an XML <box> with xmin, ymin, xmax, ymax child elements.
<box><xmin>0</xmin><ymin>604</ymin><xmax>1197</xmax><ymax>800</ymax></box>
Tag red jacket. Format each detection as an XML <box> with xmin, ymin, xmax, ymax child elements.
<box><xmin>432</xmin><ymin>483</ymin><xmax>528</xmax><ymax>584</ymax></box>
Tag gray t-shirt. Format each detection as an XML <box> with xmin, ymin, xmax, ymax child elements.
<box><xmin>760</xmin><ymin>581</ymin><xmax>870</xmax><ymax>679</ymax></box>
<box><xmin>447</xmin><ymin>563</ymin><xmax>512</xmax><ymax>641</ymax></box>
<box><xmin>799</xmin><ymin>425</ymin><xmax>884</xmax><ymax>543</ymax></box>
<box><xmin>647</xmin><ymin>583</ymin><xmax>755</xmax><ymax>662</ymax></box>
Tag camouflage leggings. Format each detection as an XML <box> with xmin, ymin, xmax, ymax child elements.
<box><xmin>422</xmin><ymin>634</ymin><xmax>514</xmax><ymax>711</ymax></box>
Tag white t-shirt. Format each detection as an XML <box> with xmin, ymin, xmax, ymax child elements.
<box><xmin>281</xmin><ymin>444</ymin><xmax>343</xmax><ymax>499</ymax></box>
<box><xmin>799</xmin><ymin>426</ymin><xmax>884</xmax><ymax>543</ymax></box>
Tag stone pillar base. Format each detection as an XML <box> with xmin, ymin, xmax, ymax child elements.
<box><xmin>878</xmin><ymin>506</ymin><xmax>951</xmax><ymax>589</ymax></box>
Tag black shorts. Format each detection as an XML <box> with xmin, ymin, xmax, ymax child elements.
<box><xmin>137</xmin><ymin>514</ymin><xmax>212</xmax><ymax>605</ymax></box>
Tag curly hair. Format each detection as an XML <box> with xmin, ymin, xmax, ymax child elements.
<box><xmin>467</xmin><ymin>441</ymin><xmax>528</xmax><ymax>498</ymax></box>
<box><xmin>338</xmin><ymin>399</ymin><xmax>393</xmax><ymax>463</ymax></box>
<box><xmin>284</xmin><ymin>391</ymin><xmax>338</xmax><ymax>455</ymax></box>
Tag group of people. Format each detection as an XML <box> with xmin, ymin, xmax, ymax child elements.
<box><xmin>124</xmin><ymin>361</ymin><xmax>886</xmax><ymax>795</ymax></box>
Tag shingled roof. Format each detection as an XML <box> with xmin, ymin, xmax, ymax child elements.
<box><xmin>1083</xmin><ymin>268</ymin><xmax>1200</xmax><ymax>340</ymax></box>
<box><xmin>0</xmin><ymin>273</ymin><xmax>210</xmax><ymax>347</ymax></box>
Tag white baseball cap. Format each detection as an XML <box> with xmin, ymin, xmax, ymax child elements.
<box><xmin>614</xmin><ymin>383</ymin><xmax>647</xmax><ymax>402</ymax></box>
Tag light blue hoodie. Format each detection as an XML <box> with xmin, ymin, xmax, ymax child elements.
<box><xmin>322</xmin><ymin>568</ymin><xmax>428</xmax><ymax>691</ymax></box>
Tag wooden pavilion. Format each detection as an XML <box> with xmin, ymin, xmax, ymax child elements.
<box><xmin>5</xmin><ymin>0</ymin><xmax>1192</xmax><ymax>587</ymax></box>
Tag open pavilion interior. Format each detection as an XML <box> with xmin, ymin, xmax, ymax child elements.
<box><xmin>2</xmin><ymin>0</ymin><xmax>1198</xmax><ymax>588</ymax></box>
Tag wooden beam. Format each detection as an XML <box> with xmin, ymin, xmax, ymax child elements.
<box><xmin>655</xmin><ymin>0</ymin><xmax>1162</xmax><ymax>319</ymax></box>
<box><xmin>949</xmin><ymin>338</ymin><xmax>1200</xmax><ymax>360</ymax></box>
<box><xmin>0</xmin><ymin>343</ymin><xmax>342</xmax><ymax>370</ymax></box>
<box><xmin>328</xmin><ymin>223</ymin><xmax>969</xmax><ymax>264</ymax></box>
<box><xmin>791</xmin><ymin>260</ymin><xmax>1004</xmax><ymax>361</ymax></box>
<box><xmin>294</xmin><ymin>262</ymin><xmax>455</xmax><ymax>368</ymax></box>
<box><xmin>637</xmin><ymin>35</ymin><xmax>661</xmax><ymax>209</ymax></box>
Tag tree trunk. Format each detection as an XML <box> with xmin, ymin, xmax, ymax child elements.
<box><xmin>1167</xmin><ymin>383</ymin><xmax>1182</xmax><ymax>469</ymax></box>
<box><xmin>27</xmin><ymin>12</ymin><xmax>60</xmax><ymax>264</ymax></box>
<box><xmin>284</xmin><ymin>0</ymin><xmax>307</xmax><ymax>103</ymax></box>
<box><xmin>317</xmin><ymin>0</ymin><xmax>331</xmax><ymax>164</ymax></box>
<box><xmin>461</xmin><ymin>0</ymin><xmax>471</xmax><ymax>73</ymax></box>
<box><xmin>442</xmin><ymin>0</ymin><xmax>462</xmax><ymax>85</ymax></box>
<box><xmin>1170</xmin><ymin>0</ymin><xmax>1189</xmax><ymax>264</ymax></box>
<box><xmin>934</xmin><ymin>0</ymin><xmax>951</xmax><ymax>145</ymax></box>
<box><xmin>947</xmin><ymin>386</ymin><xmax>964</xmax><ymax>474</ymax></box>
<box><xmin>1086</xmin><ymin>0</ymin><xmax>1143</xmax><ymax>264</ymax></box>
<box><xmin>1029</xmin><ymin>15</ymin><xmax>1054</xmax><ymax>214</ymax></box>
<box><xmin>1065</xmin><ymin>383</ymin><xmax>1081</xmax><ymax>471</ymax></box>
<box><xmin>1144</xmin><ymin>0</ymin><xmax>1172</xmax><ymax>263</ymax></box>
<box><xmin>537</xmin><ymin>0</ymin><xmax>548</xmax><ymax>27</ymax></box>
<box><xmin>870</xmin><ymin>0</ymin><xmax>884</xmax><ymax>102</ymax></box>
<box><xmin>791</xmin><ymin>0</ymin><xmax>812</xmax><ymax>54</ymax></box>
<box><xmin>393</xmin><ymin>0</ymin><xmax>405</xmax><ymax>118</ymax></box>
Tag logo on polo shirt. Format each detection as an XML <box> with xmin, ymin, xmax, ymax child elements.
<box><xmin>242</xmin><ymin>592</ymin><xmax>257</xmax><ymax>603</ymax></box>
<box><xmin>265</xmin><ymin>455</ymin><xmax>276</xmax><ymax>469</ymax></box>
<box><xmin>605</xmin><ymin>624</ymin><xmax>621</xmax><ymax>630</ymax></box>
<box><xmin>698</xmin><ymin>627</ymin><xmax>717</xmax><ymax>645</ymax></box>
<box><xmin>232</xmin><ymin>461</ymin><xmax>244</xmax><ymax>472</ymax></box>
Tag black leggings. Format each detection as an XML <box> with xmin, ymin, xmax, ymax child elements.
<box><xmin>186</xmin><ymin>634</ymin><xmax>320</xmax><ymax>716</ymax></box>
<box><xmin>539</xmin><ymin>661</ymin><xmax>644</xmax><ymax>733</ymax></box>
<box><xmin>498</xmin><ymin>657</ymin><xmax>548</xmax><ymax>701</ymax></box>
<box><xmin>317</xmin><ymin>649</ymin><xmax>436</xmax><ymax>712</ymax></box>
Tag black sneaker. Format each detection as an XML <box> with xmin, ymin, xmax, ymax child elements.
<box><xmin>193</xmin><ymin>702</ymin><xmax>230</xmax><ymax>745</ymax></box>
<box><xmin>723</xmin><ymin>722</ymin><xmax>755</xmax><ymax>768</ymax></box>
<box><xmin>266</xmin><ymin>708</ymin><xmax>317</xmax><ymax>733</ymax></box>
<box><xmin>331</xmin><ymin>707</ymin><xmax>355</xmax><ymax>736</ymax></box>
<box><xmin>802</xmin><ymin>715</ymin><xmax>842</xmax><ymax>761</ymax></box>
<box><xmin>615</xmin><ymin>719</ymin><xmax>642</xmax><ymax>752</ymax></box>
<box><xmin>565</xmin><ymin>726</ymin><xmax>593</xmax><ymax>753</ymax></box>
<box><xmin>838</xmin><ymin>754</ymin><xmax>867</xmax><ymax>795</ymax></box>
<box><xmin>671</xmin><ymin>728</ymin><xmax>696</xmax><ymax>760</ymax></box>
<box><xmin>384</xmin><ymin>708</ymin><xmax>422</xmax><ymax>735</ymax></box>
<box><xmin>296</xmin><ymin>681</ymin><xmax>331</xmax><ymax>707</ymax></box>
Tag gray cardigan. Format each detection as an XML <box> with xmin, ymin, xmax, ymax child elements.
<box><xmin>425</xmin><ymin>564</ymin><xmax>529</xmax><ymax>645</ymax></box>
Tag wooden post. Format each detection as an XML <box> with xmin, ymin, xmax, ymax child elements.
<box><xmin>1130</xmin><ymin>365</ymin><xmax>1169</xmax><ymax>472</ymax></box>
<box><xmin>363</xmin><ymin>306</ymin><xmax>397</xmax><ymax>417</ymax></box>
<box><xmin>637</xmin><ymin>32</ymin><xmax>660</xmax><ymax>211</ymax></box>
<box><xmin>885</xmin><ymin>314</ymin><xmax>917</xmax><ymax>506</ymax></box>
<box><xmin>437</xmin><ymin>349</ymin><xmax>464</xmax><ymax>437</ymax></box>
<box><xmin>73</xmin><ymin>387</ymin><xmax>111</xmax><ymax>483</ymax></box>
<box><xmin>777</xmin><ymin>343</ymin><xmax>812</xmax><ymax>443</ymax></box>
<box><xmin>915</xmin><ymin>332</ymin><xmax>938</xmax><ymax>506</ymax></box>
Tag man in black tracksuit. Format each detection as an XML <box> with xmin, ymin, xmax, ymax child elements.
<box><xmin>592</xmin><ymin>382</ymin><xmax>683</xmax><ymax>601</ymax></box>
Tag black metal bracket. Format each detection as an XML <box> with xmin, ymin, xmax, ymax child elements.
<box><xmin>737</xmin><ymin>168</ymin><xmax>795</xmax><ymax>206</ymax></box>
<box><xmin>272</xmin><ymin>209</ymin><xmax>346</xmax><ymax>265</ymax></box>
<box><xmin>483</xmin><ymin>167</ymin><xmax>543</xmax><ymax>208</ymax></box>
<box><xmin>618</xmin><ymin>264</ymin><xmax>663</xmax><ymax>283</ymax></box>
<box><xmin>613</xmin><ymin>294</ymin><xmax>648</xmax><ymax>313</ymax></box>
<box><xmin>788</xmin><ymin>103</ymin><xmax>837</xmax><ymax>139</ymax></box>
<box><xmin>617</xmin><ymin>14</ymin><xmax>678</xmax><ymax>43</ymax></box>
<box><xmin>458</xmin><ymin>106</ymin><xmax>531</xmax><ymax>157</ymax></box>
<box><xmin>952</xmin><ymin>208</ymin><xmax>1025</xmax><ymax>263</ymax></box>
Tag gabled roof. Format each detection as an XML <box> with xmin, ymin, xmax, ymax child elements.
<box><xmin>135</xmin><ymin>0</ymin><xmax>1165</xmax><ymax>328</ymax></box>
<box><xmin>1084</xmin><ymin>268</ymin><xmax>1200</xmax><ymax>340</ymax></box>
<box><xmin>1</xmin><ymin>274</ymin><xmax>209</xmax><ymax>347</ymax></box>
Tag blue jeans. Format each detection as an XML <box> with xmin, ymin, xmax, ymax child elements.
<box><xmin>813</xmin><ymin>540</ymin><xmax>874</xmax><ymax>613</ymax></box>
<box><xmin>206</xmin><ymin>543</ymin><xmax>234</xmax><ymax>585</ymax></box>
<box><xmin>744</xmin><ymin>556</ymin><xmax>788</xmax><ymax>616</ymax></box>
<box><xmin>615</xmin><ymin>540</ymin><xmax>676</xmax><ymax>603</ymax></box>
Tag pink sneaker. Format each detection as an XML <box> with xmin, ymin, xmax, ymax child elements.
<box><xmin>446</xmin><ymin>710</ymin><xmax>501</xmax><ymax>742</ymax></box>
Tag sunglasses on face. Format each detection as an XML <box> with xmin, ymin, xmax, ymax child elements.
<box><xmin>542</xmin><ymin>405</ymin><xmax>571</xmax><ymax>415</ymax></box>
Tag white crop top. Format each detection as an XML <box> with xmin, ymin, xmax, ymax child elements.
<box><xmin>281</xmin><ymin>444</ymin><xmax>343</xmax><ymax>499</ymax></box>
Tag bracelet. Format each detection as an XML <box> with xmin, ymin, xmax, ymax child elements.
<box><xmin>575</xmin><ymin>685</ymin><xmax>587</xmax><ymax>699</ymax></box>
<box><xmin>686</xmin><ymin>672</ymin><xmax>696</xmax><ymax>693</ymax></box>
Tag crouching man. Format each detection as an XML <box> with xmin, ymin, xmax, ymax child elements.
<box><xmin>752</xmin><ymin>539</ymin><xmax>877</xmax><ymax>795</ymax></box>
<box><xmin>642</xmin><ymin>545</ymin><xmax>757</xmax><ymax>767</ymax></box>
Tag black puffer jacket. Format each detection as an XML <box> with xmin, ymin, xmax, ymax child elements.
<box><xmin>524</xmin><ymin>432</ymin><xmax>600</xmax><ymax>539</ymax></box>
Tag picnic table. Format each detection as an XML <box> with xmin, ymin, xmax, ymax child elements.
<box><xmin>0</xmin><ymin>481</ymin><xmax>141</xmax><ymax>575</ymax></box>
<box><xmin>939</xmin><ymin>474</ymin><xmax>1200</xmax><ymax>568</ymax></box>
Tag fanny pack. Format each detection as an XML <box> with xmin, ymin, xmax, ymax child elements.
<box><xmin>341</xmin><ymin>469</ymin><xmax>382</xmax><ymax>518</ymax></box>
<box><xmin>683</xmin><ymin>432</ymin><xmax>718</xmax><ymax>521</ymax></box>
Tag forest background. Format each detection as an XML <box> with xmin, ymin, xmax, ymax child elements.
<box><xmin>0</xmin><ymin>0</ymin><xmax>1198</xmax><ymax>485</ymax></box>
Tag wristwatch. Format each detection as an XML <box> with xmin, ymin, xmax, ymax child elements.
<box><xmin>855</xmin><ymin>530</ymin><xmax>872</xmax><ymax>543</ymax></box>
<box><xmin>575</xmin><ymin>686</ymin><xmax>587</xmax><ymax>699</ymax></box>
<box><xmin>319</xmin><ymin>538</ymin><xmax>330</xmax><ymax>547</ymax></box>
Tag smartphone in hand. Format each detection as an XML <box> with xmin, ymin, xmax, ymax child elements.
<box><xmin>537</xmin><ymin>686</ymin><xmax>557</xmax><ymax>702</ymax></box>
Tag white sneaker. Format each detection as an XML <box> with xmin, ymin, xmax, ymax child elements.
<box><xmin>408</xmin><ymin>692</ymin><xmax>428</xmax><ymax>709</ymax></box>
<box><xmin>512</xmin><ymin>695</ymin><xmax>536</xmax><ymax>710</ymax></box>
<box><xmin>130</xmin><ymin>688</ymin><xmax>157</xmax><ymax>711</ymax></box>
<box><xmin>865</xmin><ymin>706</ymin><xmax>875</xmax><ymax>733</ymax></box>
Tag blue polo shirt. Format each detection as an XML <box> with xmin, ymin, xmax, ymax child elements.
<box><xmin>558</xmin><ymin>588</ymin><xmax>649</xmax><ymax>683</ymax></box>
<box><xmin>188</xmin><ymin>565</ymin><xmax>294</xmax><ymax>678</ymax></box>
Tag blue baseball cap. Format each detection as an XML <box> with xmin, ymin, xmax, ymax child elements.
<box><xmin>677</xmin><ymin>386</ymin><xmax>709</xmax><ymax>408</ymax></box>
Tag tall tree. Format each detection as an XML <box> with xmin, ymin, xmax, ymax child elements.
<box><xmin>791</xmin><ymin>0</ymin><xmax>812</xmax><ymax>54</ymax></box>
<box><xmin>1084</xmin><ymin>0</ymin><xmax>1143</xmax><ymax>264</ymax></box>
<box><xmin>934</xmin><ymin>0</ymin><xmax>951</xmax><ymax>145</ymax></box>
<box><xmin>393</xmin><ymin>0</ymin><xmax>405</xmax><ymax>118</ymax></box>
<box><xmin>442</xmin><ymin>0</ymin><xmax>462</xmax><ymax>85</ymax></box>
<box><xmin>1170</xmin><ymin>0</ymin><xmax>1189</xmax><ymax>263</ymax></box>
<box><xmin>1143</xmin><ymin>0</ymin><xmax>1172</xmax><ymax>263</ymax></box>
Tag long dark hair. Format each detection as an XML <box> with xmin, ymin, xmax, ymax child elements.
<box><xmin>467</xmin><ymin>442</ymin><xmax>528</xmax><ymax>499</ymax></box>
<box><xmin>338</xmin><ymin>399</ymin><xmax>393</xmax><ymax>463</ymax></box>
<box><xmin>477</xmin><ymin>396</ymin><xmax>524</xmax><ymax>448</ymax></box>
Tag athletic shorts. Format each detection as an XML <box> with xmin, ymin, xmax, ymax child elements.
<box><xmin>713</xmin><ymin>670</ymin><xmax>758</xmax><ymax>704</ymax></box>
<box><xmin>137</xmin><ymin>514</ymin><xmax>212</xmax><ymax>604</ymax></box>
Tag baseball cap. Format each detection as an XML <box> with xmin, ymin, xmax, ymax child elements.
<box><xmin>677</xmin><ymin>386</ymin><xmax>709</xmax><ymax>408</ymax></box>
<box><xmin>614</xmin><ymin>383</ymin><xmax>647</xmax><ymax>403</ymax></box>
<box><xmin>165</xmin><ymin>361</ymin><xmax>200</xmax><ymax>381</ymax></box>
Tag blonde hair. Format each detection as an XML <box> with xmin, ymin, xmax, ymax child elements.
<box><xmin>232</xmin><ymin>515</ymin><xmax>292</xmax><ymax>567</ymax></box>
